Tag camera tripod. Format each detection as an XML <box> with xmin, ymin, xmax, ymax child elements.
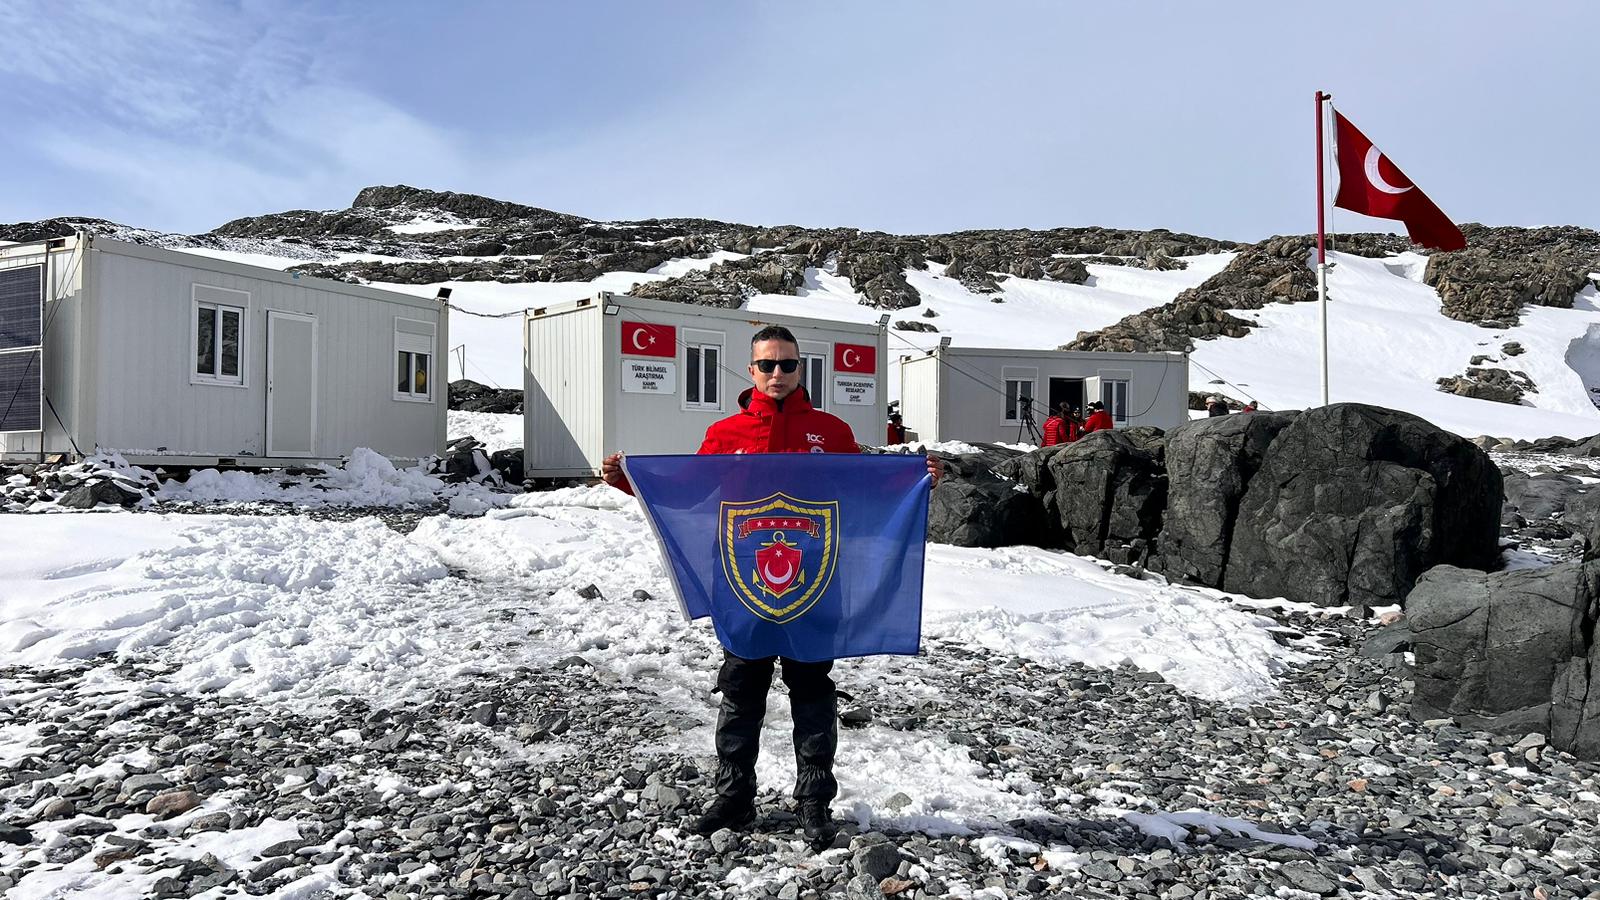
<box><xmin>1015</xmin><ymin>397</ymin><xmax>1043</xmax><ymax>444</ymax></box>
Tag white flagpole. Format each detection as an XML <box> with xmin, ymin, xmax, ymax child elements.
<box><xmin>1316</xmin><ymin>91</ymin><xmax>1331</xmax><ymax>407</ymax></box>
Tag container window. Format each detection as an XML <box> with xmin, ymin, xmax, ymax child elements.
<box><xmin>194</xmin><ymin>302</ymin><xmax>244</xmax><ymax>384</ymax></box>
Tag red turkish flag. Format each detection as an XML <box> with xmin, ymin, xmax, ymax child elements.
<box><xmin>1332</xmin><ymin>111</ymin><xmax>1465</xmax><ymax>252</ymax></box>
<box><xmin>833</xmin><ymin>343</ymin><xmax>876</xmax><ymax>374</ymax></box>
<box><xmin>621</xmin><ymin>321</ymin><xmax>675</xmax><ymax>358</ymax></box>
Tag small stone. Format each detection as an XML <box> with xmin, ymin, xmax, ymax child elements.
<box><xmin>369</xmin><ymin>727</ymin><xmax>410</xmax><ymax>752</ymax></box>
<box><xmin>1280</xmin><ymin>861</ymin><xmax>1337</xmax><ymax>895</ymax></box>
<box><xmin>841</xmin><ymin>706</ymin><xmax>873</xmax><ymax>727</ymax></box>
<box><xmin>38</xmin><ymin>797</ymin><xmax>75</xmax><ymax>820</ymax></box>
<box><xmin>185</xmin><ymin>812</ymin><xmax>232</xmax><ymax>835</ymax></box>
<box><xmin>1509</xmin><ymin>825</ymin><xmax>1554</xmax><ymax>851</ymax></box>
<box><xmin>883</xmin><ymin>792</ymin><xmax>913</xmax><ymax>811</ymax></box>
<box><xmin>1512</xmin><ymin>733</ymin><xmax>1547</xmax><ymax>752</ymax></box>
<box><xmin>576</xmin><ymin>584</ymin><xmax>603</xmax><ymax>600</ymax></box>
<box><xmin>853</xmin><ymin>843</ymin><xmax>902</xmax><ymax>881</ymax></box>
<box><xmin>146</xmin><ymin>790</ymin><xmax>201</xmax><ymax>819</ymax></box>
<box><xmin>469</xmin><ymin>702</ymin><xmax>498</xmax><ymax>727</ymax></box>
<box><xmin>847</xmin><ymin>873</ymin><xmax>885</xmax><ymax>900</ymax></box>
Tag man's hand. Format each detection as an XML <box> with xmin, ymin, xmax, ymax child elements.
<box><xmin>926</xmin><ymin>454</ymin><xmax>944</xmax><ymax>486</ymax></box>
<box><xmin>601</xmin><ymin>452</ymin><xmax>625</xmax><ymax>486</ymax></box>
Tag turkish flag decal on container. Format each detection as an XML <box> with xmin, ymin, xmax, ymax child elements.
<box><xmin>833</xmin><ymin>343</ymin><xmax>876</xmax><ymax>374</ymax></box>
<box><xmin>622</xmin><ymin>321</ymin><xmax>676</xmax><ymax>358</ymax></box>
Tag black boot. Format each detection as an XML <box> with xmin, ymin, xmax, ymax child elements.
<box><xmin>693</xmin><ymin>796</ymin><xmax>756</xmax><ymax>836</ymax></box>
<box><xmin>798</xmin><ymin>799</ymin><xmax>838</xmax><ymax>850</ymax></box>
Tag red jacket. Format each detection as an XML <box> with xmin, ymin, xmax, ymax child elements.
<box><xmin>1082</xmin><ymin>410</ymin><xmax>1114</xmax><ymax>434</ymax></box>
<box><xmin>612</xmin><ymin>387</ymin><xmax>858</xmax><ymax>494</ymax></box>
<box><xmin>699</xmin><ymin>387</ymin><xmax>858</xmax><ymax>454</ymax></box>
<box><xmin>1041</xmin><ymin>415</ymin><xmax>1067</xmax><ymax>447</ymax></box>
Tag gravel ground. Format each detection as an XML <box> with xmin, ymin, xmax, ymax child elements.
<box><xmin>4</xmin><ymin>597</ymin><xmax>1598</xmax><ymax>900</ymax></box>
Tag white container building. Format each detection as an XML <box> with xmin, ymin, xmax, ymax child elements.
<box><xmin>523</xmin><ymin>292</ymin><xmax>889</xmax><ymax>479</ymax></box>
<box><xmin>895</xmin><ymin>345</ymin><xmax>1189</xmax><ymax>444</ymax></box>
<box><xmin>0</xmin><ymin>233</ymin><xmax>448</xmax><ymax>466</ymax></box>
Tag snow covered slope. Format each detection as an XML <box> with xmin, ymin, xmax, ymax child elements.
<box><xmin>1190</xmin><ymin>251</ymin><xmax>1600</xmax><ymax>440</ymax></box>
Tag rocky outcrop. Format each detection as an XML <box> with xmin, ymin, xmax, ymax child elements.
<box><xmin>1071</xmin><ymin>225</ymin><xmax>1600</xmax><ymax>352</ymax></box>
<box><xmin>1423</xmin><ymin>225</ymin><xmax>1600</xmax><ymax>327</ymax></box>
<box><xmin>1153</xmin><ymin>413</ymin><xmax>1295</xmax><ymax>587</ymax></box>
<box><xmin>1223</xmin><ymin>404</ymin><xmax>1502</xmax><ymax>611</ymax></box>
<box><xmin>1436</xmin><ymin>367</ymin><xmax>1536</xmax><ymax>404</ymax></box>
<box><xmin>928</xmin><ymin>404</ymin><xmax>1500</xmax><ymax>610</ymax></box>
<box><xmin>1401</xmin><ymin>560</ymin><xmax>1600</xmax><ymax>759</ymax></box>
<box><xmin>1066</xmin><ymin>234</ymin><xmax>1406</xmax><ymax>354</ymax></box>
<box><xmin>1044</xmin><ymin>429</ymin><xmax>1167</xmax><ymax>564</ymax></box>
<box><xmin>630</xmin><ymin>254</ymin><xmax>810</xmax><ymax>307</ymax></box>
<box><xmin>925</xmin><ymin>445</ymin><xmax>1041</xmax><ymax>547</ymax></box>
<box><xmin>448</xmin><ymin>380</ymin><xmax>523</xmax><ymax>414</ymax></box>
<box><xmin>1502</xmin><ymin>472</ymin><xmax>1590</xmax><ymax>524</ymax></box>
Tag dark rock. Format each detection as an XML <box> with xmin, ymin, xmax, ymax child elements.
<box><xmin>1153</xmin><ymin>411</ymin><xmax>1295</xmax><ymax>586</ymax></box>
<box><xmin>1224</xmin><ymin>404</ymin><xmax>1501</xmax><ymax>608</ymax></box>
<box><xmin>56</xmin><ymin>478</ymin><xmax>143</xmax><ymax>509</ymax></box>
<box><xmin>1436</xmin><ymin>367</ymin><xmax>1535</xmax><ymax>404</ymax></box>
<box><xmin>1046</xmin><ymin>430</ymin><xmax>1167</xmax><ymax>558</ymax></box>
<box><xmin>1407</xmin><ymin>560</ymin><xmax>1595</xmax><ymax>750</ymax></box>
<box><xmin>449</xmin><ymin>379</ymin><xmax>523</xmax><ymax>414</ymax></box>
<box><xmin>489</xmin><ymin>448</ymin><xmax>524</xmax><ymax>485</ymax></box>
<box><xmin>926</xmin><ymin>467</ymin><xmax>1045</xmax><ymax>548</ymax></box>
<box><xmin>1502</xmin><ymin>473</ymin><xmax>1587</xmax><ymax>522</ymax></box>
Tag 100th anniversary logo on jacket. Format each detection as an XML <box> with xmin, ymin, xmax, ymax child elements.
<box><xmin>719</xmin><ymin>493</ymin><xmax>840</xmax><ymax>624</ymax></box>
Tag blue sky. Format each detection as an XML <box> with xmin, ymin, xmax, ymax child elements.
<box><xmin>2</xmin><ymin>1</ymin><xmax>1594</xmax><ymax>240</ymax></box>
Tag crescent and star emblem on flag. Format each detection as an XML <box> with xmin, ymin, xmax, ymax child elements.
<box><xmin>719</xmin><ymin>493</ymin><xmax>840</xmax><ymax>624</ymax></box>
<box><xmin>631</xmin><ymin>327</ymin><xmax>653</xmax><ymax>350</ymax></box>
<box><xmin>1362</xmin><ymin>147</ymin><xmax>1413</xmax><ymax>195</ymax></box>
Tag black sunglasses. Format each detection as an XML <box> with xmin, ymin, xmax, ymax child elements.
<box><xmin>752</xmin><ymin>358</ymin><xmax>800</xmax><ymax>374</ymax></box>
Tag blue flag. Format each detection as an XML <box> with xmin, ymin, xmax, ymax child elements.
<box><xmin>621</xmin><ymin>453</ymin><xmax>929</xmax><ymax>662</ymax></box>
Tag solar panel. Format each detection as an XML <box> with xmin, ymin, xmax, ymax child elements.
<box><xmin>0</xmin><ymin>349</ymin><xmax>41</xmax><ymax>433</ymax></box>
<box><xmin>0</xmin><ymin>265</ymin><xmax>43</xmax><ymax>352</ymax></box>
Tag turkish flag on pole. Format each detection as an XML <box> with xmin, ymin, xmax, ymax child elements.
<box><xmin>1332</xmin><ymin>111</ymin><xmax>1465</xmax><ymax>252</ymax></box>
<box><xmin>621</xmin><ymin>321</ymin><xmax>675</xmax><ymax>358</ymax></box>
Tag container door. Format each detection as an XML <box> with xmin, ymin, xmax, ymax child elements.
<box><xmin>266</xmin><ymin>311</ymin><xmax>317</xmax><ymax>457</ymax></box>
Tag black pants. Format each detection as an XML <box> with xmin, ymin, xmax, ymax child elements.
<box><xmin>713</xmin><ymin>650</ymin><xmax>838</xmax><ymax>805</ymax></box>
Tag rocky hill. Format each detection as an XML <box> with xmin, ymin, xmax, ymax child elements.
<box><xmin>6</xmin><ymin>184</ymin><xmax>1600</xmax><ymax>365</ymax></box>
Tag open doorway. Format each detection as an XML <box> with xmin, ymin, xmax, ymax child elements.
<box><xmin>1047</xmin><ymin>377</ymin><xmax>1085</xmax><ymax>417</ymax></box>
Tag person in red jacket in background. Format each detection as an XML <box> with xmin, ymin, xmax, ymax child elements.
<box><xmin>1082</xmin><ymin>400</ymin><xmax>1114</xmax><ymax>434</ymax></box>
<box><xmin>1041</xmin><ymin>402</ymin><xmax>1070</xmax><ymax>446</ymax></box>
<box><xmin>886</xmin><ymin>413</ymin><xmax>907</xmax><ymax>445</ymax></box>
<box><xmin>600</xmin><ymin>325</ymin><xmax>942</xmax><ymax>850</ymax></box>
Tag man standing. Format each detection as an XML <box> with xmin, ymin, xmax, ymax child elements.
<box><xmin>1206</xmin><ymin>396</ymin><xmax>1229</xmax><ymax>417</ymax></box>
<box><xmin>601</xmin><ymin>325</ymin><xmax>942</xmax><ymax>849</ymax></box>
<box><xmin>1081</xmin><ymin>400</ymin><xmax>1114</xmax><ymax>434</ymax></box>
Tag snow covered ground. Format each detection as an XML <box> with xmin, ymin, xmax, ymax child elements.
<box><xmin>445</xmin><ymin>411</ymin><xmax>523</xmax><ymax>452</ymax></box>
<box><xmin>0</xmin><ymin>488</ymin><xmax>1309</xmax><ymax>880</ymax></box>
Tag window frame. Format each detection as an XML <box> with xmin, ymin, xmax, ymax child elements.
<box><xmin>394</xmin><ymin>317</ymin><xmax>437</xmax><ymax>403</ymax></box>
<box><xmin>798</xmin><ymin>341</ymin><xmax>828</xmax><ymax>410</ymax></box>
<box><xmin>1002</xmin><ymin>366</ymin><xmax>1039</xmax><ymax>423</ymax></box>
<box><xmin>1099</xmin><ymin>370</ymin><xmax>1132</xmax><ymax>424</ymax></box>
<box><xmin>189</xmin><ymin>284</ymin><xmax>249</xmax><ymax>388</ymax></box>
<box><xmin>681</xmin><ymin>328</ymin><xmax>725</xmax><ymax>412</ymax></box>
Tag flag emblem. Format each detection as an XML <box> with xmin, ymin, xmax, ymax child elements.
<box><xmin>720</xmin><ymin>493</ymin><xmax>839</xmax><ymax>624</ymax></box>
